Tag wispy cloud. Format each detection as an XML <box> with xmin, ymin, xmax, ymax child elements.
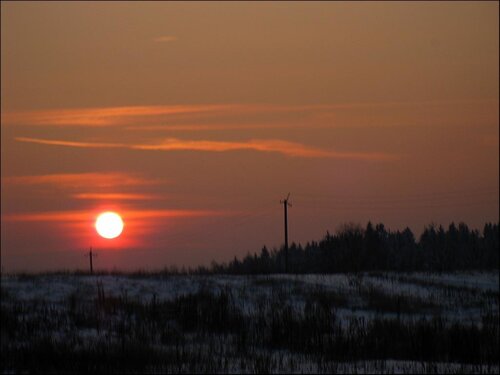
<box><xmin>2</xmin><ymin>104</ymin><xmax>234</xmax><ymax>127</ymax></box>
<box><xmin>2</xmin><ymin>209</ymin><xmax>230</xmax><ymax>223</ymax></box>
<box><xmin>15</xmin><ymin>136</ymin><xmax>396</xmax><ymax>161</ymax></box>
<box><xmin>14</xmin><ymin>137</ymin><xmax>123</xmax><ymax>148</ymax></box>
<box><xmin>3</xmin><ymin>99</ymin><xmax>496</xmax><ymax>128</ymax></box>
<box><xmin>1</xmin><ymin>103</ymin><xmax>349</xmax><ymax>128</ymax></box>
<box><xmin>3</xmin><ymin>172</ymin><xmax>158</xmax><ymax>189</ymax></box>
<box><xmin>72</xmin><ymin>193</ymin><xmax>159</xmax><ymax>201</ymax></box>
<box><xmin>153</xmin><ymin>35</ymin><xmax>177</xmax><ymax>43</ymax></box>
<box><xmin>133</xmin><ymin>139</ymin><xmax>396</xmax><ymax>161</ymax></box>
<box><xmin>125</xmin><ymin>123</ymin><xmax>325</xmax><ymax>131</ymax></box>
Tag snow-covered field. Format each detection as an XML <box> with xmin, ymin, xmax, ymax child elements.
<box><xmin>1</xmin><ymin>271</ymin><xmax>498</xmax><ymax>373</ymax></box>
<box><xmin>3</xmin><ymin>271</ymin><xmax>497</xmax><ymax>321</ymax></box>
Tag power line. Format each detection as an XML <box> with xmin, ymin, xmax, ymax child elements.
<box><xmin>307</xmin><ymin>199</ymin><xmax>497</xmax><ymax>212</ymax></box>
<box><xmin>295</xmin><ymin>186</ymin><xmax>498</xmax><ymax>203</ymax></box>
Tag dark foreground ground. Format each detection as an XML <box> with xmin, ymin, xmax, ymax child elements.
<box><xmin>1</xmin><ymin>271</ymin><xmax>498</xmax><ymax>373</ymax></box>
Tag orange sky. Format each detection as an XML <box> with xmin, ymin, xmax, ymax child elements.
<box><xmin>1</xmin><ymin>2</ymin><xmax>498</xmax><ymax>272</ymax></box>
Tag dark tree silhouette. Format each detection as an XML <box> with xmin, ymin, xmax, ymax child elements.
<box><xmin>190</xmin><ymin>222</ymin><xmax>499</xmax><ymax>275</ymax></box>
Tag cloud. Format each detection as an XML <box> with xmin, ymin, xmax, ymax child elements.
<box><xmin>1</xmin><ymin>103</ymin><xmax>349</xmax><ymax>128</ymax></box>
<box><xmin>3</xmin><ymin>99</ymin><xmax>496</xmax><ymax>128</ymax></box>
<box><xmin>72</xmin><ymin>193</ymin><xmax>159</xmax><ymax>201</ymax></box>
<box><xmin>133</xmin><ymin>138</ymin><xmax>396</xmax><ymax>161</ymax></box>
<box><xmin>2</xmin><ymin>104</ymin><xmax>234</xmax><ymax>127</ymax></box>
<box><xmin>14</xmin><ymin>137</ymin><xmax>123</xmax><ymax>148</ymax></box>
<box><xmin>15</xmin><ymin>136</ymin><xmax>396</xmax><ymax>161</ymax></box>
<box><xmin>3</xmin><ymin>172</ymin><xmax>158</xmax><ymax>189</ymax></box>
<box><xmin>124</xmin><ymin>123</ymin><xmax>326</xmax><ymax>131</ymax></box>
<box><xmin>2</xmin><ymin>209</ymin><xmax>234</xmax><ymax>223</ymax></box>
<box><xmin>153</xmin><ymin>35</ymin><xmax>177</xmax><ymax>43</ymax></box>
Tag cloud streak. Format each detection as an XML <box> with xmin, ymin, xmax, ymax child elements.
<box><xmin>1</xmin><ymin>103</ymin><xmax>353</xmax><ymax>127</ymax></box>
<box><xmin>15</xmin><ymin>137</ymin><xmax>396</xmax><ymax>161</ymax></box>
<box><xmin>2</xmin><ymin>209</ymin><xmax>231</xmax><ymax>223</ymax></box>
<box><xmin>72</xmin><ymin>193</ymin><xmax>159</xmax><ymax>201</ymax></box>
<box><xmin>3</xmin><ymin>99</ymin><xmax>496</xmax><ymax>128</ymax></box>
<box><xmin>3</xmin><ymin>172</ymin><xmax>158</xmax><ymax>189</ymax></box>
<box><xmin>124</xmin><ymin>123</ymin><xmax>333</xmax><ymax>132</ymax></box>
<box><xmin>2</xmin><ymin>104</ymin><xmax>234</xmax><ymax>127</ymax></box>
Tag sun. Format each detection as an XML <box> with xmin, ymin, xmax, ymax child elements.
<box><xmin>95</xmin><ymin>212</ymin><xmax>124</xmax><ymax>239</ymax></box>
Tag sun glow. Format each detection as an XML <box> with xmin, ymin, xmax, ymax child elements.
<box><xmin>95</xmin><ymin>212</ymin><xmax>124</xmax><ymax>239</ymax></box>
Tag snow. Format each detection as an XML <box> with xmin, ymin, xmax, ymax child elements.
<box><xmin>2</xmin><ymin>271</ymin><xmax>497</xmax><ymax>323</ymax></box>
<box><xmin>1</xmin><ymin>271</ymin><xmax>498</xmax><ymax>373</ymax></box>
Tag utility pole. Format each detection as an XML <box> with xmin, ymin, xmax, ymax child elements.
<box><xmin>280</xmin><ymin>193</ymin><xmax>292</xmax><ymax>273</ymax></box>
<box><xmin>85</xmin><ymin>247</ymin><xmax>97</xmax><ymax>274</ymax></box>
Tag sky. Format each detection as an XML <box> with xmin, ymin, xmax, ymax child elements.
<box><xmin>1</xmin><ymin>1</ymin><xmax>498</xmax><ymax>272</ymax></box>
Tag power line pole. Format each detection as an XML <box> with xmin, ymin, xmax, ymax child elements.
<box><xmin>85</xmin><ymin>247</ymin><xmax>97</xmax><ymax>274</ymax></box>
<box><xmin>280</xmin><ymin>193</ymin><xmax>292</xmax><ymax>273</ymax></box>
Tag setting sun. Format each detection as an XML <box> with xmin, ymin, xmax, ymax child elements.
<box><xmin>95</xmin><ymin>212</ymin><xmax>124</xmax><ymax>239</ymax></box>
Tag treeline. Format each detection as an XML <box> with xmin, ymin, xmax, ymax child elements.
<box><xmin>200</xmin><ymin>222</ymin><xmax>499</xmax><ymax>274</ymax></box>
